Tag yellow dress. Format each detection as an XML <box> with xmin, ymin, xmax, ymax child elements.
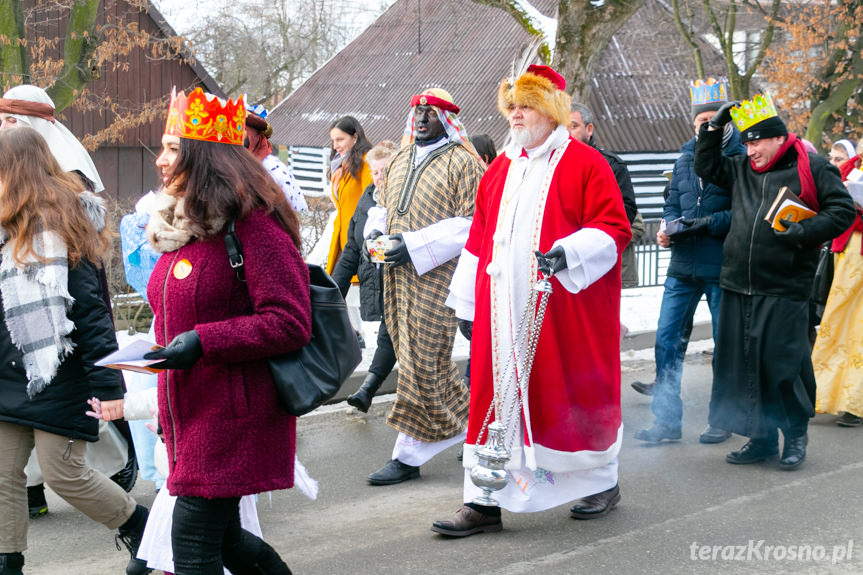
<box><xmin>813</xmin><ymin>231</ymin><xmax>863</xmax><ymax>417</ymax></box>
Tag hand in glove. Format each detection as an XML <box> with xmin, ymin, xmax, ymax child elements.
<box><xmin>539</xmin><ymin>246</ymin><xmax>567</xmax><ymax>275</ymax></box>
<box><xmin>365</xmin><ymin>229</ymin><xmax>383</xmax><ymax>241</ymax></box>
<box><xmin>384</xmin><ymin>233</ymin><xmax>412</xmax><ymax>267</ymax></box>
<box><xmin>458</xmin><ymin>319</ymin><xmax>473</xmax><ymax>341</ymax></box>
<box><xmin>774</xmin><ymin>219</ymin><xmax>806</xmax><ymax>247</ymax></box>
<box><xmin>144</xmin><ymin>330</ymin><xmax>203</xmax><ymax>370</ymax></box>
<box><xmin>670</xmin><ymin>216</ymin><xmax>712</xmax><ymax>240</ymax></box>
<box><xmin>708</xmin><ymin>101</ymin><xmax>739</xmax><ymax>130</ymax></box>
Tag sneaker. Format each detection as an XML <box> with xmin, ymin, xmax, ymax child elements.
<box><xmin>27</xmin><ymin>484</ymin><xmax>48</xmax><ymax>518</ymax></box>
<box><xmin>116</xmin><ymin>505</ymin><xmax>152</xmax><ymax>575</ymax></box>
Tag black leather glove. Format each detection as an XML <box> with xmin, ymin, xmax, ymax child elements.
<box><xmin>670</xmin><ymin>216</ymin><xmax>712</xmax><ymax>240</ymax></box>
<box><xmin>774</xmin><ymin>219</ymin><xmax>806</xmax><ymax>247</ymax></box>
<box><xmin>708</xmin><ymin>101</ymin><xmax>738</xmax><ymax>130</ymax></box>
<box><xmin>384</xmin><ymin>233</ymin><xmax>412</xmax><ymax>267</ymax></box>
<box><xmin>540</xmin><ymin>246</ymin><xmax>567</xmax><ymax>275</ymax></box>
<box><xmin>366</xmin><ymin>229</ymin><xmax>383</xmax><ymax>240</ymax></box>
<box><xmin>458</xmin><ymin>319</ymin><xmax>473</xmax><ymax>341</ymax></box>
<box><xmin>144</xmin><ymin>330</ymin><xmax>203</xmax><ymax>370</ymax></box>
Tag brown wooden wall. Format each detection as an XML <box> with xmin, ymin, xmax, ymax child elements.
<box><xmin>92</xmin><ymin>146</ymin><xmax>162</xmax><ymax>205</ymax></box>
<box><xmin>21</xmin><ymin>0</ymin><xmax>220</xmax><ymax>202</ymax></box>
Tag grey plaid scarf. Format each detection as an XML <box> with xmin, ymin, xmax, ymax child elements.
<box><xmin>0</xmin><ymin>192</ymin><xmax>106</xmax><ymax>397</ymax></box>
<box><xmin>0</xmin><ymin>228</ymin><xmax>75</xmax><ymax>397</ymax></box>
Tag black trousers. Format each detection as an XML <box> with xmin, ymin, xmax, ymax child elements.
<box><xmin>172</xmin><ymin>495</ymin><xmax>287</xmax><ymax>575</ymax></box>
<box><xmin>368</xmin><ymin>320</ymin><xmax>397</xmax><ymax>379</ymax></box>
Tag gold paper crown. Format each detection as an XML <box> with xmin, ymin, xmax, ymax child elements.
<box><xmin>730</xmin><ymin>93</ymin><xmax>778</xmax><ymax>133</ymax></box>
<box><xmin>164</xmin><ymin>87</ymin><xmax>246</xmax><ymax>145</ymax></box>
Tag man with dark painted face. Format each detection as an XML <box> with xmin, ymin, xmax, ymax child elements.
<box><xmin>365</xmin><ymin>88</ymin><xmax>484</xmax><ymax>486</ymax></box>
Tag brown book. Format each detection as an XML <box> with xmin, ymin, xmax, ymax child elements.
<box><xmin>764</xmin><ymin>186</ymin><xmax>816</xmax><ymax>231</ymax></box>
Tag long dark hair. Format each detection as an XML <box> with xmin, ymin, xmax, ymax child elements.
<box><xmin>471</xmin><ymin>134</ymin><xmax>498</xmax><ymax>167</ymax></box>
<box><xmin>169</xmin><ymin>138</ymin><xmax>302</xmax><ymax>249</ymax></box>
<box><xmin>329</xmin><ymin>116</ymin><xmax>371</xmax><ymax>180</ymax></box>
<box><xmin>0</xmin><ymin>127</ymin><xmax>111</xmax><ymax>267</ymax></box>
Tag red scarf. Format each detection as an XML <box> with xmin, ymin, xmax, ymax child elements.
<box><xmin>751</xmin><ymin>133</ymin><xmax>818</xmax><ymax>211</ymax></box>
<box><xmin>832</xmin><ymin>155</ymin><xmax>863</xmax><ymax>254</ymax></box>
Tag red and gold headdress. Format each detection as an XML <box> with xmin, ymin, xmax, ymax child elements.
<box><xmin>164</xmin><ymin>87</ymin><xmax>246</xmax><ymax>146</ymax></box>
<box><xmin>410</xmin><ymin>88</ymin><xmax>460</xmax><ymax>114</ymax></box>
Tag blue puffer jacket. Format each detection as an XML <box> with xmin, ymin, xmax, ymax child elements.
<box><xmin>665</xmin><ymin>129</ymin><xmax>744</xmax><ymax>279</ymax></box>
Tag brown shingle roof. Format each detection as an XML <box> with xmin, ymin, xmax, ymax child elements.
<box><xmin>268</xmin><ymin>0</ymin><xmax>730</xmax><ymax>153</ymax></box>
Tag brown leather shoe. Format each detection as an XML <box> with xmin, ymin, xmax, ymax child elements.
<box><xmin>570</xmin><ymin>484</ymin><xmax>620</xmax><ymax>519</ymax></box>
<box><xmin>431</xmin><ymin>505</ymin><xmax>502</xmax><ymax>537</ymax></box>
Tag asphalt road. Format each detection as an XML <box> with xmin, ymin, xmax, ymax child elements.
<box><xmin>25</xmin><ymin>353</ymin><xmax>863</xmax><ymax>574</ymax></box>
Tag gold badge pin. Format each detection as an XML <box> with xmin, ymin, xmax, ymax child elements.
<box><xmin>173</xmin><ymin>258</ymin><xmax>193</xmax><ymax>279</ymax></box>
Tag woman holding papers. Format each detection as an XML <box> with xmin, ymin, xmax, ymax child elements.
<box><xmin>140</xmin><ymin>88</ymin><xmax>310</xmax><ymax>575</ymax></box>
<box><xmin>812</xmin><ymin>146</ymin><xmax>863</xmax><ymax>428</ymax></box>
<box><xmin>0</xmin><ymin>127</ymin><xmax>149</xmax><ymax>575</ymax></box>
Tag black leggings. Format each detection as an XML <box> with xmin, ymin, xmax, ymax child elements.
<box><xmin>172</xmin><ymin>495</ymin><xmax>290</xmax><ymax>575</ymax></box>
<box><xmin>368</xmin><ymin>320</ymin><xmax>397</xmax><ymax>379</ymax></box>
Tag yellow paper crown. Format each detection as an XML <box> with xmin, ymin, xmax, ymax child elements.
<box><xmin>730</xmin><ymin>93</ymin><xmax>778</xmax><ymax>133</ymax></box>
<box><xmin>164</xmin><ymin>87</ymin><xmax>246</xmax><ymax>146</ymax></box>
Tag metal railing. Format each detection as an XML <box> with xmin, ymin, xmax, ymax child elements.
<box><xmin>631</xmin><ymin>218</ymin><xmax>671</xmax><ymax>288</ymax></box>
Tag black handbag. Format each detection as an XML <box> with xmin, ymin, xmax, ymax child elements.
<box><xmin>225</xmin><ymin>221</ymin><xmax>362</xmax><ymax>416</ymax></box>
<box><xmin>810</xmin><ymin>242</ymin><xmax>834</xmax><ymax>307</ymax></box>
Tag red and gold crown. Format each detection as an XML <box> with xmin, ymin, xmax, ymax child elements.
<box><xmin>164</xmin><ymin>87</ymin><xmax>246</xmax><ymax>146</ymax></box>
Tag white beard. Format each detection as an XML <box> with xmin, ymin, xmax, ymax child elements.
<box><xmin>510</xmin><ymin>125</ymin><xmax>548</xmax><ymax>149</ymax></box>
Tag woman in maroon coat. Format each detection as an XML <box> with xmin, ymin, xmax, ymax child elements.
<box><xmin>143</xmin><ymin>89</ymin><xmax>311</xmax><ymax>575</ymax></box>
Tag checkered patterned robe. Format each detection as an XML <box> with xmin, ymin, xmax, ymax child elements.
<box><xmin>381</xmin><ymin>143</ymin><xmax>483</xmax><ymax>442</ymax></box>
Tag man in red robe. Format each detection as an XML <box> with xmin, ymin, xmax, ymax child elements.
<box><xmin>431</xmin><ymin>65</ymin><xmax>631</xmax><ymax>537</ymax></box>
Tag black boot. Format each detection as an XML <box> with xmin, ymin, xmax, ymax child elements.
<box><xmin>116</xmin><ymin>505</ymin><xmax>152</xmax><ymax>575</ymax></box>
<box><xmin>346</xmin><ymin>373</ymin><xmax>385</xmax><ymax>413</ymax></box>
<box><xmin>0</xmin><ymin>553</ymin><xmax>24</xmax><ymax>575</ymax></box>
<box><xmin>779</xmin><ymin>434</ymin><xmax>807</xmax><ymax>470</ymax></box>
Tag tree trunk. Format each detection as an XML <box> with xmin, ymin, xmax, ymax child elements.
<box><xmin>472</xmin><ymin>0</ymin><xmax>643</xmax><ymax>103</ymax></box>
<box><xmin>46</xmin><ymin>0</ymin><xmax>101</xmax><ymax>112</ymax></box>
<box><xmin>0</xmin><ymin>0</ymin><xmax>28</xmax><ymax>89</ymax></box>
<box><xmin>555</xmin><ymin>0</ymin><xmax>644</xmax><ymax>102</ymax></box>
<box><xmin>805</xmin><ymin>77</ymin><xmax>861</xmax><ymax>148</ymax></box>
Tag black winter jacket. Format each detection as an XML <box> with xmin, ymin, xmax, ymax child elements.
<box><xmin>589</xmin><ymin>137</ymin><xmax>637</xmax><ymax>224</ymax></box>
<box><xmin>665</xmin><ymin>130</ymin><xmax>743</xmax><ymax>280</ymax></box>
<box><xmin>0</xmin><ymin>258</ymin><xmax>124</xmax><ymax>441</ymax></box>
<box><xmin>331</xmin><ymin>183</ymin><xmax>384</xmax><ymax>321</ymax></box>
<box><xmin>694</xmin><ymin>126</ymin><xmax>856</xmax><ymax>299</ymax></box>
